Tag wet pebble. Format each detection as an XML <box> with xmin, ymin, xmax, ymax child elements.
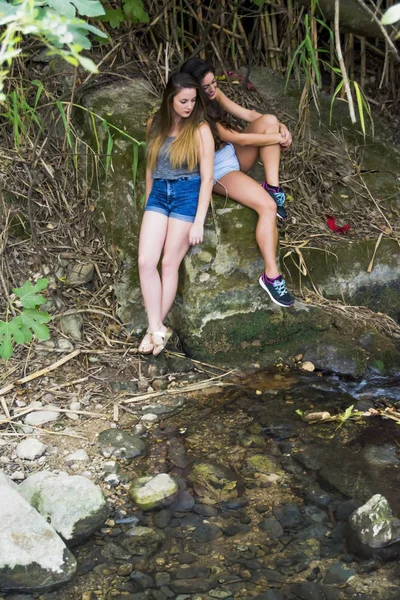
<box><xmin>273</xmin><ymin>503</ymin><xmax>303</xmax><ymax>529</ymax></box>
<box><xmin>323</xmin><ymin>563</ymin><xmax>355</xmax><ymax>585</ymax></box>
<box><xmin>171</xmin><ymin>578</ymin><xmax>216</xmax><ymax>593</ymax></box>
<box><xmin>258</xmin><ymin>517</ymin><xmax>284</xmax><ymax>538</ymax></box>
<box><xmin>130</xmin><ymin>570</ymin><xmax>155</xmax><ymax>588</ymax></box>
<box><xmin>193</xmin><ymin>503</ymin><xmax>218</xmax><ymax>517</ymax></box>
<box><xmin>192</xmin><ymin>524</ymin><xmax>223</xmax><ymax>543</ymax></box>
<box><xmin>153</xmin><ymin>509</ymin><xmax>172</xmax><ymax>529</ymax></box>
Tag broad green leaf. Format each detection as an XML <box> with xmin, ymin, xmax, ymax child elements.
<box><xmin>0</xmin><ymin>319</ymin><xmax>25</xmax><ymax>360</ymax></box>
<box><xmin>342</xmin><ymin>405</ymin><xmax>354</xmax><ymax>422</ymax></box>
<box><xmin>381</xmin><ymin>4</ymin><xmax>400</xmax><ymax>25</ymax></box>
<box><xmin>19</xmin><ymin>309</ymin><xmax>52</xmax><ymax>341</ymax></box>
<box><xmin>45</xmin><ymin>0</ymin><xmax>105</xmax><ymax>18</ymax></box>
<box><xmin>123</xmin><ymin>0</ymin><xmax>149</xmax><ymax>22</ymax></box>
<box><xmin>77</xmin><ymin>54</ymin><xmax>98</xmax><ymax>72</ymax></box>
<box><xmin>13</xmin><ymin>278</ymin><xmax>49</xmax><ymax>309</ymax></box>
<box><xmin>101</xmin><ymin>8</ymin><xmax>125</xmax><ymax>28</ymax></box>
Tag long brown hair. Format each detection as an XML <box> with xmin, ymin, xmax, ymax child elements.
<box><xmin>146</xmin><ymin>73</ymin><xmax>207</xmax><ymax>173</ymax></box>
<box><xmin>180</xmin><ymin>58</ymin><xmax>233</xmax><ymax>134</ymax></box>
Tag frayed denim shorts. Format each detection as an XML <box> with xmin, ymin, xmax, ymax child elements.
<box><xmin>214</xmin><ymin>143</ymin><xmax>240</xmax><ymax>184</ymax></box>
<box><xmin>145</xmin><ymin>176</ymin><xmax>201</xmax><ymax>222</ymax></box>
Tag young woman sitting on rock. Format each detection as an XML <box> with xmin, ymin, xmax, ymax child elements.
<box><xmin>180</xmin><ymin>58</ymin><xmax>294</xmax><ymax>308</ymax></box>
<box><xmin>138</xmin><ymin>73</ymin><xmax>214</xmax><ymax>356</ymax></box>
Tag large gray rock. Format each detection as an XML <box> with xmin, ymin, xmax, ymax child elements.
<box><xmin>19</xmin><ymin>471</ymin><xmax>109</xmax><ymax>544</ymax></box>
<box><xmin>0</xmin><ymin>474</ymin><xmax>76</xmax><ymax>592</ymax></box>
<box><xmin>77</xmin><ymin>76</ymin><xmax>400</xmax><ymax>369</ymax></box>
<box><xmin>349</xmin><ymin>494</ymin><xmax>400</xmax><ymax>548</ymax></box>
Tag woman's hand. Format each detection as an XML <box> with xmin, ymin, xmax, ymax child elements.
<box><xmin>189</xmin><ymin>221</ymin><xmax>204</xmax><ymax>246</ymax></box>
<box><xmin>279</xmin><ymin>123</ymin><xmax>292</xmax><ymax>151</ymax></box>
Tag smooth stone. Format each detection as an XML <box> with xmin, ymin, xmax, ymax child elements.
<box><xmin>290</xmin><ymin>582</ymin><xmax>325</xmax><ymax>599</ymax></box>
<box><xmin>140</xmin><ymin>413</ymin><xmax>159</xmax><ymax>424</ymax></box>
<box><xmin>193</xmin><ymin>504</ymin><xmax>218</xmax><ymax>517</ymax></box>
<box><xmin>15</xmin><ymin>439</ymin><xmax>46</xmax><ymax>460</ymax></box>
<box><xmin>119</xmin><ymin>527</ymin><xmax>165</xmax><ymax>557</ymax></box>
<box><xmin>169</xmin><ymin>490</ymin><xmax>195</xmax><ymax>512</ymax></box>
<box><xmin>171</xmin><ymin>579</ymin><xmax>216</xmax><ymax>594</ymax></box>
<box><xmin>129</xmin><ymin>474</ymin><xmax>178</xmax><ymax>511</ymax></box>
<box><xmin>191</xmin><ymin>524</ymin><xmax>222</xmax><ymax>543</ymax></box>
<box><xmin>175</xmin><ymin>567</ymin><xmax>210</xmax><ymax>579</ymax></box>
<box><xmin>24</xmin><ymin>407</ymin><xmax>60</xmax><ymax>427</ymax></box>
<box><xmin>66</xmin><ymin>262</ymin><xmax>94</xmax><ymax>286</ymax></box>
<box><xmin>65</xmin><ymin>449</ymin><xmax>89</xmax><ymax>464</ymax></box>
<box><xmin>155</xmin><ymin>572</ymin><xmax>171</xmax><ymax>587</ymax></box>
<box><xmin>141</xmin><ymin>397</ymin><xmax>185</xmax><ymax>415</ymax></box>
<box><xmin>176</xmin><ymin>553</ymin><xmax>197</xmax><ymax>564</ymax></box>
<box><xmin>0</xmin><ymin>475</ymin><xmax>76</xmax><ymax>591</ymax></box>
<box><xmin>153</xmin><ymin>509</ymin><xmax>172</xmax><ymax>529</ymax></box>
<box><xmin>98</xmin><ymin>429</ymin><xmax>147</xmax><ymax>459</ymax></box>
<box><xmin>258</xmin><ymin>517</ymin><xmax>284</xmax><ymax>539</ymax></box>
<box><xmin>323</xmin><ymin>563</ymin><xmax>355</xmax><ymax>585</ymax></box>
<box><xmin>223</xmin><ymin>524</ymin><xmax>251</xmax><ymax>537</ymax></box>
<box><xmin>19</xmin><ymin>471</ymin><xmax>109</xmax><ymax>544</ymax></box>
<box><xmin>349</xmin><ymin>494</ymin><xmax>400</xmax><ymax>548</ymax></box>
<box><xmin>59</xmin><ymin>314</ymin><xmax>83</xmax><ymax>340</ymax></box>
<box><xmin>129</xmin><ymin>570</ymin><xmax>154</xmax><ymax>588</ymax></box>
<box><xmin>273</xmin><ymin>504</ymin><xmax>303</xmax><ymax>529</ymax></box>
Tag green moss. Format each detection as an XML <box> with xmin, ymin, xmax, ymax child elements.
<box><xmin>246</xmin><ymin>454</ymin><xmax>282</xmax><ymax>474</ymax></box>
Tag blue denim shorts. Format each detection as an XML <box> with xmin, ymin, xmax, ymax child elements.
<box><xmin>145</xmin><ymin>176</ymin><xmax>201</xmax><ymax>222</ymax></box>
<box><xmin>214</xmin><ymin>143</ymin><xmax>240</xmax><ymax>184</ymax></box>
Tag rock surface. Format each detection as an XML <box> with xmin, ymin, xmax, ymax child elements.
<box><xmin>15</xmin><ymin>438</ymin><xmax>46</xmax><ymax>460</ymax></box>
<box><xmin>349</xmin><ymin>494</ymin><xmax>400</xmax><ymax>548</ymax></box>
<box><xmin>98</xmin><ymin>428</ymin><xmax>147</xmax><ymax>459</ymax></box>
<box><xmin>129</xmin><ymin>474</ymin><xmax>179</xmax><ymax>510</ymax></box>
<box><xmin>78</xmin><ymin>75</ymin><xmax>400</xmax><ymax>369</ymax></box>
<box><xmin>0</xmin><ymin>473</ymin><xmax>76</xmax><ymax>592</ymax></box>
<box><xmin>19</xmin><ymin>471</ymin><xmax>109</xmax><ymax>543</ymax></box>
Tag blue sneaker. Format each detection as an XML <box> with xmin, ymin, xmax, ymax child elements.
<box><xmin>259</xmin><ymin>273</ymin><xmax>294</xmax><ymax>307</ymax></box>
<box><xmin>261</xmin><ymin>182</ymin><xmax>288</xmax><ymax>220</ymax></box>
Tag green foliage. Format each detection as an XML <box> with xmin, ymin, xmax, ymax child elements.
<box><xmin>0</xmin><ymin>80</ymin><xmax>46</xmax><ymax>148</ymax></box>
<box><xmin>0</xmin><ymin>278</ymin><xmax>51</xmax><ymax>360</ymax></box>
<box><xmin>99</xmin><ymin>0</ymin><xmax>148</xmax><ymax>29</ymax></box>
<box><xmin>0</xmin><ymin>0</ymin><xmax>108</xmax><ymax>100</ymax></box>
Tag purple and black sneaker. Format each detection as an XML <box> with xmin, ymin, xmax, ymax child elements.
<box><xmin>259</xmin><ymin>273</ymin><xmax>294</xmax><ymax>307</ymax></box>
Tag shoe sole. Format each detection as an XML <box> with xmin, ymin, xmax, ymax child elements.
<box><xmin>277</xmin><ymin>213</ymin><xmax>287</xmax><ymax>220</ymax></box>
<box><xmin>259</xmin><ymin>276</ymin><xmax>294</xmax><ymax>308</ymax></box>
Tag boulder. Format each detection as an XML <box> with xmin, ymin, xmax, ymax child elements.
<box><xmin>0</xmin><ymin>473</ymin><xmax>76</xmax><ymax>592</ymax></box>
<box><xmin>349</xmin><ymin>494</ymin><xmax>400</xmax><ymax>549</ymax></box>
<box><xmin>76</xmin><ymin>75</ymin><xmax>400</xmax><ymax>369</ymax></box>
<box><xmin>129</xmin><ymin>473</ymin><xmax>179</xmax><ymax>511</ymax></box>
<box><xmin>19</xmin><ymin>471</ymin><xmax>109</xmax><ymax>544</ymax></box>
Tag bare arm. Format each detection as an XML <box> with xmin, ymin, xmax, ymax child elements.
<box><xmin>145</xmin><ymin>117</ymin><xmax>154</xmax><ymax>205</ymax></box>
<box><xmin>216</xmin><ymin>89</ymin><xmax>262</xmax><ymax>123</ymax></box>
<box><xmin>189</xmin><ymin>124</ymin><xmax>214</xmax><ymax>246</ymax></box>
<box><xmin>217</xmin><ymin>122</ymin><xmax>283</xmax><ymax>147</ymax></box>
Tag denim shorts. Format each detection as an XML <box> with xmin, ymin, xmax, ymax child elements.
<box><xmin>214</xmin><ymin>143</ymin><xmax>240</xmax><ymax>184</ymax></box>
<box><xmin>145</xmin><ymin>176</ymin><xmax>201</xmax><ymax>222</ymax></box>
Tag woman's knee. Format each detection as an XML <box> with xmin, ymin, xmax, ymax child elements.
<box><xmin>161</xmin><ymin>253</ymin><xmax>181</xmax><ymax>273</ymax></box>
<box><xmin>138</xmin><ymin>252</ymin><xmax>158</xmax><ymax>274</ymax></box>
<box><xmin>258</xmin><ymin>113</ymin><xmax>279</xmax><ymax>133</ymax></box>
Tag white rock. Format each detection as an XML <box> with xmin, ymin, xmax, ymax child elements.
<box><xmin>140</xmin><ymin>413</ymin><xmax>159</xmax><ymax>424</ymax></box>
<box><xmin>0</xmin><ymin>472</ymin><xmax>76</xmax><ymax>591</ymax></box>
<box><xmin>69</xmin><ymin>401</ymin><xmax>81</xmax><ymax>411</ymax></box>
<box><xmin>103</xmin><ymin>460</ymin><xmax>118</xmax><ymax>474</ymax></box>
<box><xmin>300</xmin><ymin>361</ymin><xmax>315</xmax><ymax>372</ymax></box>
<box><xmin>65</xmin><ymin>449</ymin><xmax>89</xmax><ymax>464</ymax></box>
<box><xmin>19</xmin><ymin>471</ymin><xmax>109</xmax><ymax>543</ymax></box>
<box><xmin>129</xmin><ymin>473</ymin><xmax>179</xmax><ymax>511</ymax></box>
<box><xmin>104</xmin><ymin>473</ymin><xmax>120</xmax><ymax>487</ymax></box>
<box><xmin>24</xmin><ymin>406</ymin><xmax>60</xmax><ymax>427</ymax></box>
<box><xmin>16</xmin><ymin>438</ymin><xmax>47</xmax><ymax>460</ymax></box>
<box><xmin>10</xmin><ymin>470</ymin><xmax>25</xmax><ymax>481</ymax></box>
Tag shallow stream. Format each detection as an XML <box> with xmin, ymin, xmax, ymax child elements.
<box><xmin>4</xmin><ymin>366</ymin><xmax>400</xmax><ymax>600</ymax></box>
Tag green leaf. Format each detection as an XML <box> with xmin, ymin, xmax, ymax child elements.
<box><xmin>381</xmin><ymin>4</ymin><xmax>400</xmax><ymax>25</ymax></box>
<box><xmin>13</xmin><ymin>278</ymin><xmax>49</xmax><ymax>309</ymax></box>
<box><xmin>123</xmin><ymin>0</ymin><xmax>149</xmax><ymax>23</ymax></box>
<box><xmin>77</xmin><ymin>54</ymin><xmax>98</xmax><ymax>72</ymax></box>
<box><xmin>19</xmin><ymin>309</ymin><xmax>52</xmax><ymax>341</ymax></box>
<box><xmin>341</xmin><ymin>404</ymin><xmax>354</xmax><ymax>422</ymax></box>
<box><xmin>45</xmin><ymin>0</ymin><xmax>105</xmax><ymax>18</ymax></box>
<box><xmin>0</xmin><ymin>319</ymin><xmax>25</xmax><ymax>360</ymax></box>
<box><xmin>101</xmin><ymin>8</ymin><xmax>125</xmax><ymax>28</ymax></box>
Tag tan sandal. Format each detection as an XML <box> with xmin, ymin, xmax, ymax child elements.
<box><xmin>138</xmin><ymin>332</ymin><xmax>154</xmax><ymax>354</ymax></box>
<box><xmin>151</xmin><ymin>328</ymin><xmax>173</xmax><ymax>357</ymax></box>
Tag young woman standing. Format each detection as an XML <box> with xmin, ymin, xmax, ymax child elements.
<box><xmin>138</xmin><ymin>73</ymin><xmax>214</xmax><ymax>355</ymax></box>
<box><xmin>181</xmin><ymin>59</ymin><xmax>294</xmax><ymax>308</ymax></box>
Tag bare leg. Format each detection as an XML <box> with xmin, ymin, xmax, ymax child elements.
<box><xmin>233</xmin><ymin>114</ymin><xmax>281</xmax><ymax>186</ymax></box>
<box><xmin>138</xmin><ymin>211</ymin><xmax>168</xmax><ymax>334</ymax></box>
<box><xmin>161</xmin><ymin>217</ymin><xmax>192</xmax><ymax>320</ymax></box>
<box><xmin>214</xmin><ymin>171</ymin><xmax>280</xmax><ymax>279</ymax></box>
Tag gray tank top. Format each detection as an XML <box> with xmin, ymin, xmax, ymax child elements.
<box><xmin>153</xmin><ymin>137</ymin><xmax>200</xmax><ymax>179</ymax></box>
